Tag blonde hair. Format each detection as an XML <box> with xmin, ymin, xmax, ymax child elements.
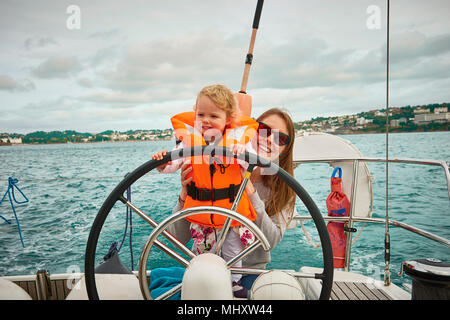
<box><xmin>195</xmin><ymin>84</ymin><xmax>240</xmax><ymax>125</ymax></box>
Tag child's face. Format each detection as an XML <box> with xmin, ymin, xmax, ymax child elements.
<box><xmin>194</xmin><ymin>95</ymin><xmax>230</xmax><ymax>139</ymax></box>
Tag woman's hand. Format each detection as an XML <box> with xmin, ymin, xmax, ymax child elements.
<box><xmin>179</xmin><ymin>160</ymin><xmax>192</xmax><ymax>201</ymax></box>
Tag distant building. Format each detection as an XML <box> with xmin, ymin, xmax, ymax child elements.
<box><xmin>414</xmin><ymin>113</ymin><xmax>450</xmax><ymax>125</ymax></box>
<box><xmin>356</xmin><ymin>117</ymin><xmax>373</xmax><ymax>125</ymax></box>
<box><xmin>434</xmin><ymin>107</ymin><xmax>448</xmax><ymax>114</ymax></box>
<box><xmin>413</xmin><ymin>108</ymin><xmax>430</xmax><ymax>114</ymax></box>
<box><xmin>10</xmin><ymin>137</ymin><xmax>22</xmax><ymax>144</ymax></box>
<box><xmin>0</xmin><ymin>137</ymin><xmax>22</xmax><ymax>144</ymax></box>
<box><xmin>390</xmin><ymin>118</ymin><xmax>407</xmax><ymax>127</ymax></box>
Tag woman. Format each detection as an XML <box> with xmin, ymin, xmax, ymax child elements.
<box><xmin>168</xmin><ymin>107</ymin><xmax>296</xmax><ymax>296</ymax></box>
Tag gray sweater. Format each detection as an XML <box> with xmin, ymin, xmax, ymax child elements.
<box><xmin>167</xmin><ymin>181</ymin><xmax>292</xmax><ymax>269</ymax></box>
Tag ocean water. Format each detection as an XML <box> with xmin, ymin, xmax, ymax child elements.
<box><xmin>0</xmin><ymin>131</ymin><xmax>449</xmax><ymax>289</ymax></box>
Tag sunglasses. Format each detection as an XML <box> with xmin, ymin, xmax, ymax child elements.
<box><xmin>257</xmin><ymin>121</ymin><xmax>291</xmax><ymax>146</ymax></box>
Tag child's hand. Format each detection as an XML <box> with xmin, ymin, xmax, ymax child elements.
<box><xmin>152</xmin><ymin>149</ymin><xmax>171</xmax><ymax>171</ymax></box>
<box><xmin>231</xmin><ymin>143</ymin><xmax>246</xmax><ymax>156</ymax></box>
<box><xmin>152</xmin><ymin>149</ymin><xmax>167</xmax><ymax>161</ymax></box>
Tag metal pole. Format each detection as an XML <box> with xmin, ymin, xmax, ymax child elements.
<box><xmin>344</xmin><ymin>160</ymin><xmax>359</xmax><ymax>271</ymax></box>
<box><xmin>384</xmin><ymin>0</ymin><xmax>391</xmax><ymax>286</ymax></box>
<box><xmin>239</xmin><ymin>0</ymin><xmax>264</xmax><ymax>93</ymax></box>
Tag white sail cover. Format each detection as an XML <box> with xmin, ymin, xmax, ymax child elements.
<box><xmin>293</xmin><ymin>132</ymin><xmax>373</xmax><ymax>218</ymax></box>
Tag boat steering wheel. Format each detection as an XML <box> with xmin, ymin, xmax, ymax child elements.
<box><xmin>85</xmin><ymin>146</ymin><xmax>333</xmax><ymax>300</ymax></box>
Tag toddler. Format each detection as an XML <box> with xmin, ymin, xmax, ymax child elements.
<box><xmin>152</xmin><ymin>84</ymin><xmax>258</xmax><ymax>297</ymax></box>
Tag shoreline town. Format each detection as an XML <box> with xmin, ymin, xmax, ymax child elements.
<box><xmin>1</xmin><ymin>103</ymin><xmax>448</xmax><ymax>146</ymax></box>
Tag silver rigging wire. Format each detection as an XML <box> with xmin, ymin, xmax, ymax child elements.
<box><xmin>384</xmin><ymin>0</ymin><xmax>391</xmax><ymax>286</ymax></box>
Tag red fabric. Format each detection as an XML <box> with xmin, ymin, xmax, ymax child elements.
<box><xmin>326</xmin><ymin>174</ymin><xmax>351</xmax><ymax>268</ymax></box>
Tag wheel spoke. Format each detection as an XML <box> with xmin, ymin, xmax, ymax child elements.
<box><xmin>154</xmin><ymin>239</ymin><xmax>190</xmax><ymax>267</ymax></box>
<box><xmin>120</xmin><ymin>196</ymin><xmax>195</xmax><ymax>259</ymax></box>
<box><xmin>154</xmin><ymin>283</ymin><xmax>182</xmax><ymax>300</ymax></box>
<box><xmin>226</xmin><ymin>239</ymin><xmax>262</xmax><ymax>267</ymax></box>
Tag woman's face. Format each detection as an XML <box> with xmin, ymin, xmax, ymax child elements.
<box><xmin>253</xmin><ymin>114</ymin><xmax>289</xmax><ymax>161</ymax></box>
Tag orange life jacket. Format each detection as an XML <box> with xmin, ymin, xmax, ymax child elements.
<box><xmin>171</xmin><ymin>111</ymin><xmax>258</xmax><ymax>228</ymax></box>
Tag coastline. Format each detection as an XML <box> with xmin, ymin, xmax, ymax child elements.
<box><xmin>1</xmin><ymin>128</ymin><xmax>448</xmax><ymax>147</ymax></box>
<box><xmin>332</xmin><ymin>127</ymin><xmax>449</xmax><ymax>135</ymax></box>
<box><xmin>0</xmin><ymin>138</ymin><xmax>172</xmax><ymax>147</ymax></box>
<box><xmin>2</xmin><ymin>103</ymin><xmax>448</xmax><ymax>146</ymax></box>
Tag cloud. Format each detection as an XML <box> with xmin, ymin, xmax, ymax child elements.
<box><xmin>24</xmin><ymin>36</ymin><xmax>58</xmax><ymax>50</ymax></box>
<box><xmin>81</xmin><ymin>90</ymin><xmax>152</xmax><ymax>107</ymax></box>
<box><xmin>251</xmin><ymin>36</ymin><xmax>382</xmax><ymax>89</ymax></box>
<box><xmin>87</xmin><ymin>45</ymin><xmax>122</xmax><ymax>68</ymax></box>
<box><xmin>388</xmin><ymin>31</ymin><xmax>450</xmax><ymax>63</ymax></box>
<box><xmin>0</xmin><ymin>74</ymin><xmax>35</xmax><ymax>92</ymax></box>
<box><xmin>21</xmin><ymin>96</ymin><xmax>73</xmax><ymax>112</ymax></box>
<box><xmin>31</xmin><ymin>56</ymin><xmax>82</xmax><ymax>79</ymax></box>
<box><xmin>4</xmin><ymin>95</ymin><xmax>181</xmax><ymax>133</ymax></box>
<box><xmin>71</xmin><ymin>27</ymin><xmax>450</xmax><ymax>125</ymax></box>
<box><xmin>77</xmin><ymin>77</ymin><xmax>94</xmax><ymax>88</ymax></box>
<box><xmin>251</xmin><ymin>30</ymin><xmax>450</xmax><ymax>90</ymax></box>
<box><xmin>88</xmin><ymin>28</ymin><xmax>120</xmax><ymax>40</ymax></box>
<box><xmin>101</xmin><ymin>31</ymin><xmax>244</xmax><ymax>99</ymax></box>
<box><xmin>1</xmin><ymin>0</ymin><xmax>449</xmax><ymax>133</ymax></box>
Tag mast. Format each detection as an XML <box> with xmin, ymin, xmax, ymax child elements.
<box><xmin>239</xmin><ymin>0</ymin><xmax>264</xmax><ymax>94</ymax></box>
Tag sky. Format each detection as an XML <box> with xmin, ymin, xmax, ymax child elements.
<box><xmin>1</xmin><ymin>0</ymin><xmax>449</xmax><ymax>134</ymax></box>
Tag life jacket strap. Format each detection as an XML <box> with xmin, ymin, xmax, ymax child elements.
<box><xmin>187</xmin><ymin>182</ymin><xmax>241</xmax><ymax>203</ymax></box>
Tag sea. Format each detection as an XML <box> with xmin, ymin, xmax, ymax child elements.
<box><xmin>0</xmin><ymin>131</ymin><xmax>449</xmax><ymax>289</ymax></box>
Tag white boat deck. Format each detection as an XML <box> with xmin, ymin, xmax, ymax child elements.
<box><xmin>1</xmin><ymin>268</ymin><xmax>412</xmax><ymax>300</ymax></box>
<box><xmin>299</xmin><ymin>267</ymin><xmax>411</xmax><ymax>300</ymax></box>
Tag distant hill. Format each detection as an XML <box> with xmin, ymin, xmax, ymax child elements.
<box><xmin>294</xmin><ymin>102</ymin><xmax>449</xmax><ymax>134</ymax></box>
<box><xmin>1</xmin><ymin>102</ymin><xmax>448</xmax><ymax>145</ymax></box>
<box><xmin>0</xmin><ymin>129</ymin><xmax>174</xmax><ymax>144</ymax></box>
<box><xmin>21</xmin><ymin>130</ymin><xmax>93</xmax><ymax>144</ymax></box>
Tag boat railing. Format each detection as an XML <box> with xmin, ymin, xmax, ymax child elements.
<box><xmin>292</xmin><ymin>157</ymin><xmax>450</xmax><ymax>271</ymax></box>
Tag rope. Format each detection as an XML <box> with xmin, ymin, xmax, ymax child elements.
<box><xmin>299</xmin><ymin>219</ymin><xmax>367</xmax><ymax>249</ymax></box>
<box><xmin>0</xmin><ymin>172</ymin><xmax>157</xmax><ymax>258</ymax></box>
<box><xmin>0</xmin><ymin>177</ymin><xmax>29</xmax><ymax>247</ymax></box>
<box><xmin>118</xmin><ymin>172</ymin><xmax>134</xmax><ymax>271</ymax></box>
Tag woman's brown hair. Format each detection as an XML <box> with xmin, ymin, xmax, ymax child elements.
<box><xmin>256</xmin><ymin>108</ymin><xmax>296</xmax><ymax>225</ymax></box>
